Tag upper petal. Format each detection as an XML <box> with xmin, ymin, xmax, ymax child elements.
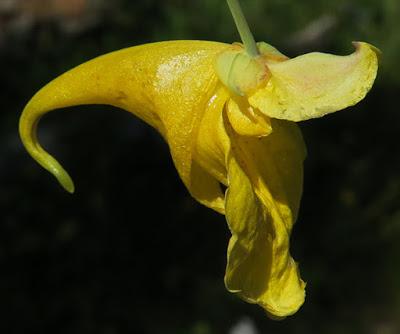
<box><xmin>248</xmin><ymin>42</ymin><xmax>380</xmax><ymax>121</ymax></box>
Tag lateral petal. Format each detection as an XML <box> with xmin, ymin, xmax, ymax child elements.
<box><xmin>248</xmin><ymin>42</ymin><xmax>379</xmax><ymax>121</ymax></box>
<box><xmin>224</xmin><ymin>118</ymin><xmax>306</xmax><ymax>317</ymax></box>
<box><xmin>226</xmin><ymin>97</ymin><xmax>272</xmax><ymax>137</ymax></box>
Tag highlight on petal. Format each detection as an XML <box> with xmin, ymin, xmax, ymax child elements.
<box><xmin>248</xmin><ymin>42</ymin><xmax>380</xmax><ymax>121</ymax></box>
<box><xmin>224</xmin><ymin>117</ymin><xmax>306</xmax><ymax>317</ymax></box>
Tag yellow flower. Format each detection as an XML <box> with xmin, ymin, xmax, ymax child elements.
<box><xmin>19</xmin><ymin>0</ymin><xmax>379</xmax><ymax>318</ymax></box>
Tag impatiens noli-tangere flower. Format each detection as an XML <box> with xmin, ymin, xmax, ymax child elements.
<box><xmin>19</xmin><ymin>0</ymin><xmax>379</xmax><ymax>318</ymax></box>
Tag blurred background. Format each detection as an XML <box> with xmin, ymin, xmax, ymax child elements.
<box><xmin>1</xmin><ymin>0</ymin><xmax>399</xmax><ymax>333</ymax></box>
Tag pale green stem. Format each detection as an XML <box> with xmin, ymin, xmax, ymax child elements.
<box><xmin>227</xmin><ymin>0</ymin><xmax>259</xmax><ymax>57</ymax></box>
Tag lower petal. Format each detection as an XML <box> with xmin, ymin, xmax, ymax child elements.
<box><xmin>224</xmin><ymin>118</ymin><xmax>306</xmax><ymax>317</ymax></box>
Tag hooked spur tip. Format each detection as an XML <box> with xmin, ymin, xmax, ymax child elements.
<box><xmin>36</xmin><ymin>152</ymin><xmax>76</xmax><ymax>194</ymax></box>
<box><xmin>19</xmin><ymin>113</ymin><xmax>76</xmax><ymax>194</ymax></box>
<box><xmin>52</xmin><ymin>166</ymin><xmax>75</xmax><ymax>194</ymax></box>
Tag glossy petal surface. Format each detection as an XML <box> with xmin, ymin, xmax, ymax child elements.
<box><xmin>19</xmin><ymin>41</ymin><xmax>229</xmax><ymax>211</ymax></box>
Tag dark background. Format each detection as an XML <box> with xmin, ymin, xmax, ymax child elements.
<box><xmin>1</xmin><ymin>0</ymin><xmax>399</xmax><ymax>333</ymax></box>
